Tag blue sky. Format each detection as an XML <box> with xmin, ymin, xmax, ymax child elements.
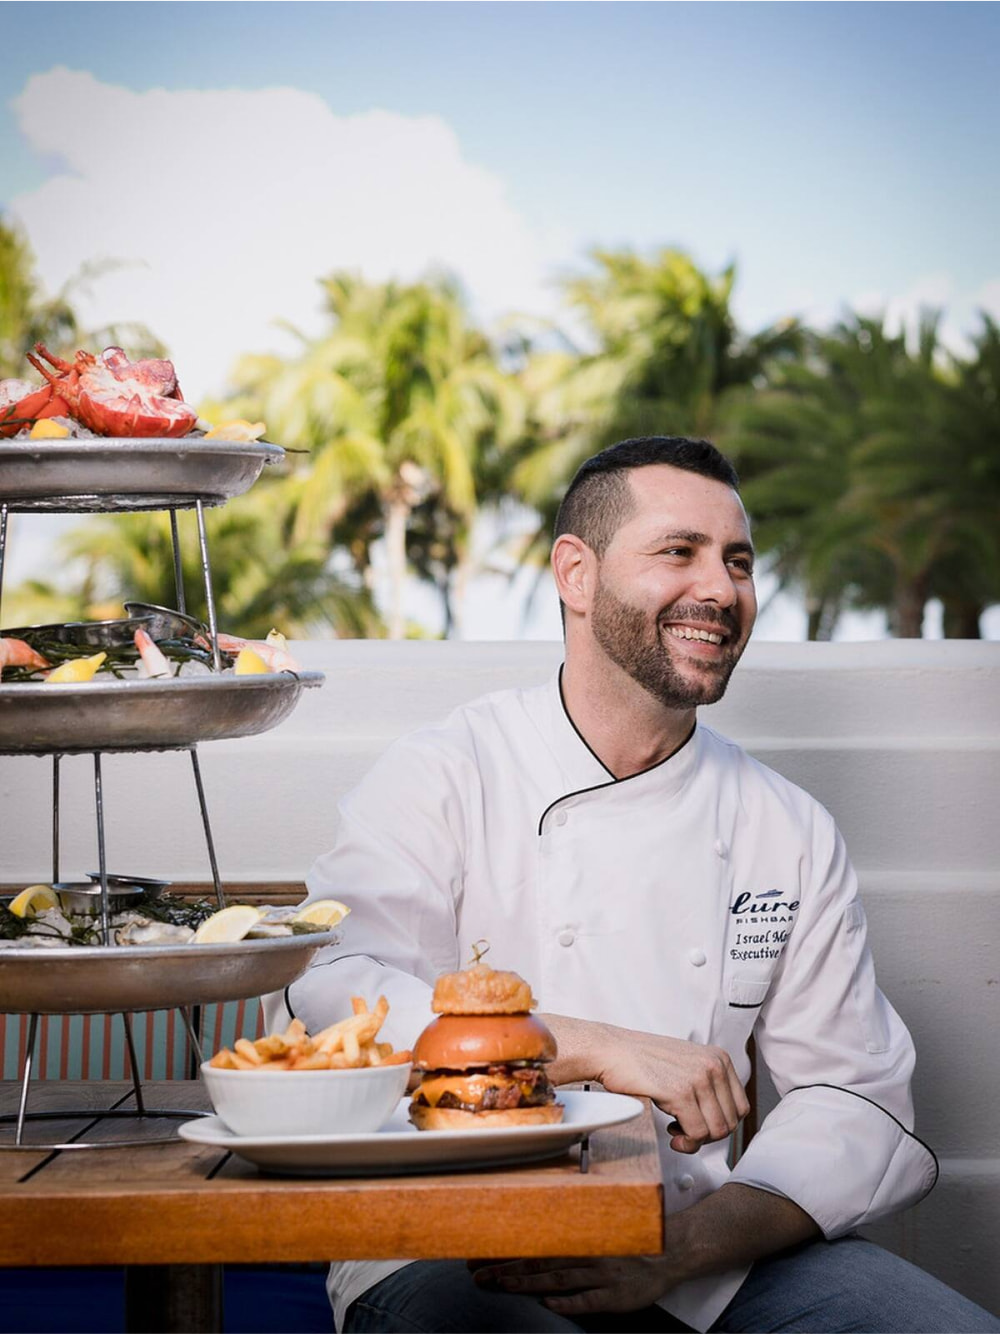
<box><xmin>4</xmin><ymin>2</ymin><xmax>997</xmax><ymax>330</ymax></box>
<box><xmin>2</xmin><ymin>2</ymin><xmax>998</xmax><ymax>638</ymax></box>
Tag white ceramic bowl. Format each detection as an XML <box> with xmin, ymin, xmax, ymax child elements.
<box><xmin>201</xmin><ymin>1059</ymin><xmax>411</xmax><ymax>1138</ymax></box>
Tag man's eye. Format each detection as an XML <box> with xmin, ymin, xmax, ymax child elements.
<box><xmin>729</xmin><ymin>557</ymin><xmax>754</xmax><ymax>575</ymax></box>
<box><xmin>662</xmin><ymin>547</ymin><xmax>690</xmax><ymax>558</ymax></box>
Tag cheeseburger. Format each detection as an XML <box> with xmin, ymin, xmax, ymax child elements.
<box><xmin>409</xmin><ymin>961</ymin><xmax>564</xmax><ymax>1130</ymax></box>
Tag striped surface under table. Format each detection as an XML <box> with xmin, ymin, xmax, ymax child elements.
<box><xmin>0</xmin><ymin>999</ymin><xmax>267</xmax><ymax>1081</ymax></box>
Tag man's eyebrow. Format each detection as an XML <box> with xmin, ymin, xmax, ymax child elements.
<box><xmin>724</xmin><ymin>540</ymin><xmax>756</xmax><ymax>559</ymax></box>
<box><xmin>658</xmin><ymin>530</ymin><xmax>710</xmax><ymax>545</ymax></box>
<box><xmin>657</xmin><ymin>530</ymin><xmax>756</xmax><ymax>558</ymax></box>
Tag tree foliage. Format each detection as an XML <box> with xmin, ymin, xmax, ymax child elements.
<box><xmin>3</xmin><ymin>234</ymin><xmax>997</xmax><ymax>640</ymax></box>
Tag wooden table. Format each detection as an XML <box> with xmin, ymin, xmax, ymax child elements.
<box><xmin>0</xmin><ymin>1080</ymin><xmax>664</xmax><ymax>1332</ymax></box>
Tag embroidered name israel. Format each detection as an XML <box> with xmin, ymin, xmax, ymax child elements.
<box><xmin>728</xmin><ymin>889</ymin><xmax>800</xmax><ymax>962</ymax></box>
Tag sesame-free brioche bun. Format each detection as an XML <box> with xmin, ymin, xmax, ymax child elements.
<box><xmin>413</xmin><ymin>1012</ymin><xmax>557</xmax><ymax>1070</ymax></box>
<box><xmin>409</xmin><ymin>1102</ymin><xmax>564</xmax><ymax>1131</ymax></box>
<box><xmin>431</xmin><ymin>962</ymin><xmax>535</xmax><ymax>1015</ymax></box>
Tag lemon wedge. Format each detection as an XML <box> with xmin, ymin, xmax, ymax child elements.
<box><xmin>8</xmin><ymin>884</ymin><xmax>59</xmax><ymax>917</ymax></box>
<box><xmin>234</xmin><ymin>647</ymin><xmax>269</xmax><ymax>675</ymax></box>
<box><xmin>204</xmin><ymin>420</ymin><xmax>266</xmax><ymax>442</ymax></box>
<box><xmin>192</xmin><ymin>904</ymin><xmax>262</xmax><ymax>944</ymax></box>
<box><xmin>45</xmin><ymin>652</ymin><xmax>107</xmax><ymax>684</ymax></box>
<box><xmin>292</xmin><ymin>899</ymin><xmax>351</xmax><ymax>928</ymax></box>
<box><xmin>29</xmin><ymin>419</ymin><xmax>70</xmax><ymax>440</ymax></box>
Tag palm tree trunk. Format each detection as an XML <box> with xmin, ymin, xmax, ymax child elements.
<box><xmin>383</xmin><ymin>497</ymin><xmax>410</xmax><ymax>640</ymax></box>
<box><xmin>449</xmin><ymin>556</ymin><xmax>471</xmax><ymax>641</ymax></box>
<box><xmin>805</xmin><ymin>597</ymin><xmax>825</xmax><ymax>642</ymax></box>
<box><xmin>942</xmin><ymin>598</ymin><xmax>983</xmax><ymax>639</ymax></box>
<box><xmin>893</xmin><ymin>574</ymin><xmax>929</xmax><ymax>638</ymax></box>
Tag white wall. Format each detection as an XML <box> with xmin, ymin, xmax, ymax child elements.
<box><xmin>2</xmin><ymin>639</ymin><xmax>997</xmax><ymax>1313</ymax></box>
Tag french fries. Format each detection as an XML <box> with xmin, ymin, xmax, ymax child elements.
<box><xmin>208</xmin><ymin>996</ymin><xmax>412</xmax><ymax>1072</ymax></box>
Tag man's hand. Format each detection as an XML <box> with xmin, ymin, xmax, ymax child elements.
<box><xmin>469</xmin><ymin>1256</ymin><xmax>675</xmax><ymax>1315</ymax></box>
<box><xmin>544</xmin><ymin>1014</ymin><xmax>750</xmax><ymax>1153</ymax></box>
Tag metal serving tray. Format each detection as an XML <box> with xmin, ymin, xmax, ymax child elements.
<box><xmin>0</xmin><ymin>437</ymin><xmax>284</xmax><ymax>511</ymax></box>
<box><xmin>0</xmin><ymin>929</ymin><xmax>340</xmax><ymax>1014</ymax></box>
<box><xmin>0</xmin><ymin>671</ymin><xmax>324</xmax><ymax>753</ymax></box>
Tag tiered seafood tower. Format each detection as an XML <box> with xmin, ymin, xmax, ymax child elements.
<box><xmin>0</xmin><ymin>433</ymin><xmax>329</xmax><ymax>1146</ymax></box>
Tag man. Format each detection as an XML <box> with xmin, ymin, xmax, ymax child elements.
<box><xmin>269</xmin><ymin>437</ymin><xmax>998</xmax><ymax>1333</ymax></box>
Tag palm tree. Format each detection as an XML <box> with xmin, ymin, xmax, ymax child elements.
<box><xmin>730</xmin><ymin>311</ymin><xmax>1000</xmax><ymax>638</ymax></box>
<box><xmin>858</xmin><ymin>313</ymin><xmax>1000</xmax><ymax>637</ymax></box>
<box><xmin>224</xmin><ymin>274</ymin><xmax>523</xmax><ymax>638</ymax></box>
<box><xmin>503</xmin><ymin>248</ymin><xmax>801</xmax><ymax>585</ymax></box>
<box><xmin>0</xmin><ymin>216</ymin><xmax>79</xmax><ymax>378</ymax></box>
<box><xmin>0</xmin><ymin>214</ymin><xmax>166</xmax><ymax>377</ymax></box>
<box><xmin>55</xmin><ymin>479</ymin><xmax>382</xmax><ymax>640</ymax></box>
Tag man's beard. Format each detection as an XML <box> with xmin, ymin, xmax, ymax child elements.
<box><xmin>591</xmin><ymin>577</ymin><xmax>747</xmax><ymax>710</ymax></box>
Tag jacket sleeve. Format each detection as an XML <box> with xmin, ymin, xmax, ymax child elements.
<box><xmin>728</xmin><ymin>806</ymin><xmax>938</xmax><ymax>1236</ymax></box>
<box><xmin>262</xmin><ymin>729</ymin><xmax>471</xmax><ymax>1052</ymax></box>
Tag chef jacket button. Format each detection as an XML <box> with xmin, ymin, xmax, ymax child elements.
<box><xmin>714</xmin><ymin>839</ymin><xmax>728</xmax><ymax>858</ymax></box>
<box><xmin>554</xmin><ymin>810</ymin><xmax>569</xmax><ymax>826</ymax></box>
<box><xmin>557</xmin><ymin>928</ymin><xmax>576</xmax><ymax>947</ymax></box>
<box><xmin>678</xmin><ymin>1174</ymin><xmax>695</xmax><ymax>1191</ymax></box>
<box><xmin>687</xmin><ymin>948</ymin><xmax>707</xmax><ymax>967</ymax></box>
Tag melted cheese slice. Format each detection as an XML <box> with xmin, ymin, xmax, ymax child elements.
<box><xmin>414</xmin><ymin>1072</ymin><xmax>501</xmax><ymax>1108</ymax></box>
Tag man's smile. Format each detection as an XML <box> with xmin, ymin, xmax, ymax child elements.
<box><xmin>661</xmin><ymin>623</ymin><xmax>727</xmax><ymax>646</ymax></box>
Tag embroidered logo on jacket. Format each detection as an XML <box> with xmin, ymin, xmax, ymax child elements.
<box><xmin>728</xmin><ymin>890</ymin><xmax>800</xmax><ymax>962</ymax></box>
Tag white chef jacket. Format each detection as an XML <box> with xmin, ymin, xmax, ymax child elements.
<box><xmin>267</xmin><ymin>671</ymin><xmax>938</xmax><ymax>1332</ymax></box>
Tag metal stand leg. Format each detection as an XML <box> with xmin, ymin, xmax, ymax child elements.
<box><xmin>178</xmin><ymin>1005</ymin><xmax>206</xmax><ymax>1079</ymax></box>
<box><xmin>189</xmin><ymin>748</ymin><xmax>225</xmax><ymax>910</ymax></box>
<box><xmin>194</xmin><ymin>500</ymin><xmax>221</xmax><ymax>672</ymax></box>
<box><xmin>15</xmin><ymin>1015</ymin><xmax>39</xmax><ymax>1145</ymax></box>
<box><xmin>52</xmin><ymin>754</ymin><xmax>61</xmax><ymax>883</ymax></box>
<box><xmin>93</xmin><ymin>752</ymin><xmax>112</xmax><ymax>946</ymax></box>
<box><xmin>169</xmin><ymin>508</ymin><xmax>187</xmax><ymax>614</ymax></box>
<box><xmin>0</xmin><ymin>501</ymin><xmax>8</xmax><ymax>618</ymax></box>
<box><xmin>121</xmin><ymin>1014</ymin><xmax>147</xmax><ymax>1116</ymax></box>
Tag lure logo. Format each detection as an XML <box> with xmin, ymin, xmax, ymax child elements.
<box><xmin>730</xmin><ymin>889</ymin><xmax>800</xmax><ymax>916</ymax></box>
<box><xmin>728</xmin><ymin>890</ymin><xmax>799</xmax><ymax>961</ymax></box>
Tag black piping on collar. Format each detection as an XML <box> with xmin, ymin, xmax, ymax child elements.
<box><xmin>784</xmin><ymin>1083</ymin><xmax>940</xmax><ymax>1192</ymax></box>
<box><xmin>536</xmin><ymin>667</ymin><xmax>697</xmax><ymax>835</ymax></box>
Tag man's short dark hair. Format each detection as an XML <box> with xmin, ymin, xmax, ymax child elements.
<box><xmin>553</xmin><ymin>436</ymin><xmax>740</xmax><ymax>556</ymax></box>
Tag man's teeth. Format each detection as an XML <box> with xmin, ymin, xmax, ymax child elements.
<box><xmin>663</xmin><ymin>625</ymin><xmax>724</xmax><ymax>645</ymax></box>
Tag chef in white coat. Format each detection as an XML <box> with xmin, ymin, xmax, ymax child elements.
<box><xmin>269</xmin><ymin>437</ymin><xmax>998</xmax><ymax>1333</ymax></box>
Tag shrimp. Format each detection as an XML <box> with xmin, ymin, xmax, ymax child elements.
<box><xmin>133</xmin><ymin>628</ymin><xmax>173</xmax><ymax>679</ymax></box>
<box><xmin>195</xmin><ymin>631</ymin><xmax>300</xmax><ymax>673</ymax></box>
<box><xmin>0</xmin><ymin>637</ymin><xmax>51</xmax><ymax>681</ymax></box>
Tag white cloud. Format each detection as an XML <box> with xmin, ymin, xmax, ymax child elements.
<box><xmin>9</xmin><ymin>67</ymin><xmax>556</xmax><ymax>400</ymax></box>
<box><xmin>847</xmin><ymin>272</ymin><xmax>1000</xmax><ymax>360</ymax></box>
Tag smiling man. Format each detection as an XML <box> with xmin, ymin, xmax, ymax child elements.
<box><xmin>273</xmin><ymin>437</ymin><xmax>998</xmax><ymax>1334</ymax></box>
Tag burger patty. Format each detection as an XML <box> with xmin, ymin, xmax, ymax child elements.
<box><xmin>412</xmin><ymin>1063</ymin><xmax>556</xmax><ymax>1112</ymax></box>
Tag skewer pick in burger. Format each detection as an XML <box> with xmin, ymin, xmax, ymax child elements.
<box><xmin>409</xmin><ymin>948</ymin><xmax>564</xmax><ymax>1130</ymax></box>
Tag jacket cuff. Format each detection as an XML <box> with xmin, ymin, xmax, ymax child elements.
<box><xmin>729</xmin><ymin>1083</ymin><xmax>938</xmax><ymax>1237</ymax></box>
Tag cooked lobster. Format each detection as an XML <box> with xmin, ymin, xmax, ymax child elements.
<box><xmin>1</xmin><ymin>344</ymin><xmax>198</xmax><ymax>438</ymax></box>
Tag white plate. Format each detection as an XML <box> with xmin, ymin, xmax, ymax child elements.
<box><xmin>177</xmin><ymin>1090</ymin><xmax>643</xmax><ymax>1176</ymax></box>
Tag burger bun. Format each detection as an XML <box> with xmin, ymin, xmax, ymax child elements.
<box><xmin>413</xmin><ymin>1012</ymin><xmax>557</xmax><ymax>1070</ymax></box>
<box><xmin>409</xmin><ymin>1101</ymin><xmax>565</xmax><ymax>1131</ymax></box>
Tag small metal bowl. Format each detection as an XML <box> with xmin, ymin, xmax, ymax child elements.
<box><xmin>85</xmin><ymin>873</ymin><xmax>169</xmax><ymax>897</ymax></box>
<box><xmin>0</xmin><ymin>617</ymin><xmax>158</xmax><ymax>650</ymax></box>
<box><xmin>54</xmin><ymin>882</ymin><xmax>145</xmax><ymax>918</ymax></box>
<box><xmin>122</xmin><ymin>602</ymin><xmax>206</xmax><ymax>641</ymax></box>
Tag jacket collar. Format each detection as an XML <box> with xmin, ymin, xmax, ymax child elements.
<box><xmin>524</xmin><ymin>666</ymin><xmax>701</xmax><ymax>801</ymax></box>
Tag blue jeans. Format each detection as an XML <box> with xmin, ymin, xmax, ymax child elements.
<box><xmin>343</xmin><ymin>1237</ymin><xmax>1000</xmax><ymax>1333</ymax></box>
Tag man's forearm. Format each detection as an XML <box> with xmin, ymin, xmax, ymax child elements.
<box><xmin>542</xmin><ymin>1012</ymin><xmax>610</xmax><ymax>1085</ymax></box>
<box><xmin>667</xmin><ymin>1183</ymin><xmax>819</xmax><ymax>1282</ymax></box>
<box><xmin>542</xmin><ymin>1012</ymin><xmax>819</xmax><ymax>1282</ymax></box>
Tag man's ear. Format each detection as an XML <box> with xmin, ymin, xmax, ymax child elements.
<box><xmin>552</xmin><ymin>534</ymin><xmax>593</xmax><ymax>615</ymax></box>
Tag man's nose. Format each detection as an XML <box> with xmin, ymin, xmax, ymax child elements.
<box><xmin>689</xmin><ymin>558</ymin><xmax>739</xmax><ymax>608</ymax></box>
